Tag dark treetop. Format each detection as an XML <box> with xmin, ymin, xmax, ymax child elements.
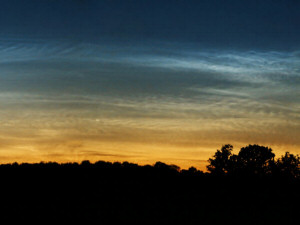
<box><xmin>0</xmin><ymin>144</ymin><xmax>299</xmax><ymax>224</ymax></box>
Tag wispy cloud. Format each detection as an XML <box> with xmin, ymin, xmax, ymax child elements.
<box><xmin>0</xmin><ymin>39</ymin><xmax>299</xmax><ymax>167</ymax></box>
<box><xmin>1</xmin><ymin>39</ymin><xmax>299</xmax><ymax>73</ymax></box>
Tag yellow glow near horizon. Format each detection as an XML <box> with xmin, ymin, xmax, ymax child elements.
<box><xmin>0</xmin><ymin>110</ymin><xmax>299</xmax><ymax>171</ymax></box>
<box><xmin>1</xmin><ymin>44</ymin><xmax>299</xmax><ymax>170</ymax></box>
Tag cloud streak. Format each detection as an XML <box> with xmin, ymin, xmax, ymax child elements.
<box><xmin>0</xmin><ymin>39</ymin><xmax>299</xmax><ymax>169</ymax></box>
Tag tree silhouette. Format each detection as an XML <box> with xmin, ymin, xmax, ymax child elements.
<box><xmin>207</xmin><ymin>144</ymin><xmax>233</xmax><ymax>175</ymax></box>
<box><xmin>207</xmin><ymin>144</ymin><xmax>279</xmax><ymax>176</ymax></box>
<box><xmin>0</xmin><ymin>153</ymin><xmax>298</xmax><ymax>224</ymax></box>
<box><xmin>154</xmin><ymin>161</ymin><xmax>180</xmax><ymax>172</ymax></box>
<box><xmin>276</xmin><ymin>152</ymin><xmax>300</xmax><ymax>178</ymax></box>
<box><xmin>238</xmin><ymin>144</ymin><xmax>275</xmax><ymax>176</ymax></box>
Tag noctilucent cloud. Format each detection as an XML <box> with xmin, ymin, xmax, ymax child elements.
<box><xmin>0</xmin><ymin>0</ymin><xmax>299</xmax><ymax>169</ymax></box>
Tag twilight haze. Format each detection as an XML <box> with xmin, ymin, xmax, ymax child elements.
<box><xmin>0</xmin><ymin>0</ymin><xmax>299</xmax><ymax>170</ymax></box>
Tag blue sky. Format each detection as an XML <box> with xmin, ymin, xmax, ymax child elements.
<box><xmin>0</xmin><ymin>0</ymin><xmax>299</xmax><ymax>169</ymax></box>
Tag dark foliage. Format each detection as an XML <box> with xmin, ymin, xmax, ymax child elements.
<box><xmin>207</xmin><ymin>144</ymin><xmax>299</xmax><ymax>178</ymax></box>
<box><xmin>275</xmin><ymin>152</ymin><xmax>300</xmax><ymax>179</ymax></box>
<box><xmin>207</xmin><ymin>144</ymin><xmax>233</xmax><ymax>175</ymax></box>
<box><xmin>0</xmin><ymin>145</ymin><xmax>299</xmax><ymax>224</ymax></box>
<box><xmin>238</xmin><ymin>144</ymin><xmax>275</xmax><ymax>175</ymax></box>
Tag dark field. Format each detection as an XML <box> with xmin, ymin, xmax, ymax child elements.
<box><xmin>0</xmin><ymin>161</ymin><xmax>299</xmax><ymax>224</ymax></box>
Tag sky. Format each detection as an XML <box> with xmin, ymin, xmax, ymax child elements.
<box><xmin>0</xmin><ymin>0</ymin><xmax>300</xmax><ymax>170</ymax></box>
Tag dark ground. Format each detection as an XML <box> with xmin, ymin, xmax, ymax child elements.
<box><xmin>0</xmin><ymin>161</ymin><xmax>299</xmax><ymax>224</ymax></box>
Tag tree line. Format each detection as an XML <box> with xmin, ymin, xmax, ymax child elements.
<box><xmin>1</xmin><ymin>143</ymin><xmax>299</xmax><ymax>179</ymax></box>
<box><xmin>207</xmin><ymin>144</ymin><xmax>299</xmax><ymax>179</ymax></box>
<box><xmin>0</xmin><ymin>144</ymin><xmax>298</xmax><ymax>224</ymax></box>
